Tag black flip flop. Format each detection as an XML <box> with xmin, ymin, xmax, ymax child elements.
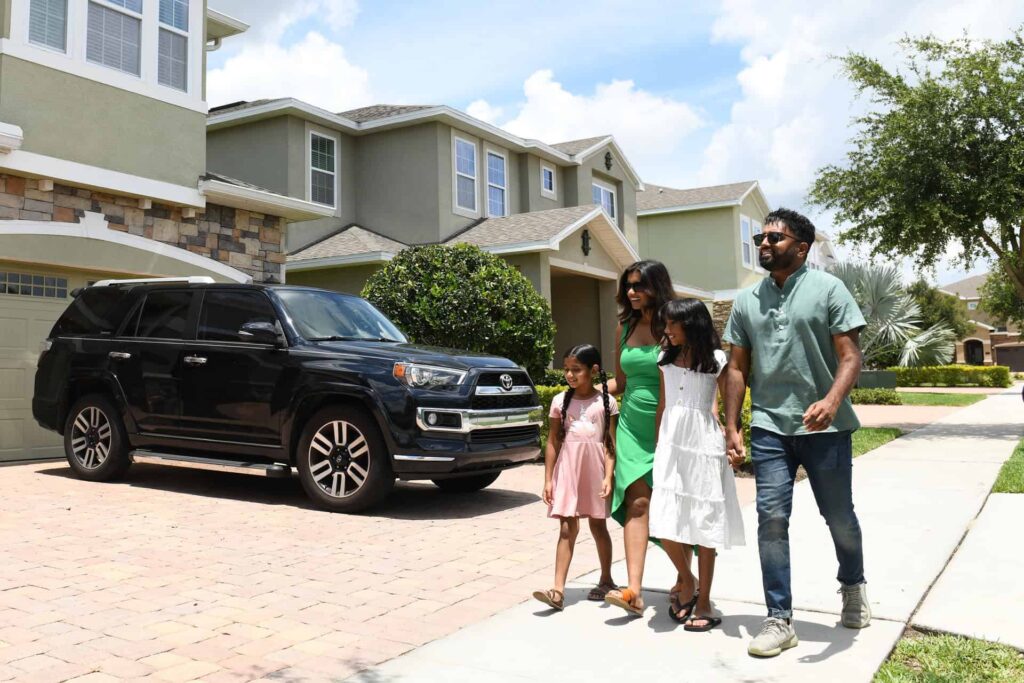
<box><xmin>683</xmin><ymin>614</ymin><xmax>722</xmax><ymax>632</ymax></box>
<box><xmin>669</xmin><ymin>592</ymin><xmax>699</xmax><ymax>623</ymax></box>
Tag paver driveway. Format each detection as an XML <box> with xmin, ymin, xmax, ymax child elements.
<box><xmin>0</xmin><ymin>461</ymin><xmax>618</xmax><ymax>682</ymax></box>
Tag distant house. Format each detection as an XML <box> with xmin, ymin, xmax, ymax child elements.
<box><xmin>941</xmin><ymin>274</ymin><xmax>1022</xmax><ymax>369</ymax></box>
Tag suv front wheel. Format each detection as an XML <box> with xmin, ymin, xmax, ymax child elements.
<box><xmin>63</xmin><ymin>394</ymin><xmax>131</xmax><ymax>481</ymax></box>
<box><xmin>296</xmin><ymin>406</ymin><xmax>394</xmax><ymax>513</ymax></box>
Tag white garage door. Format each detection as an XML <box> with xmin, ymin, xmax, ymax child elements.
<box><xmin>0</xmin><ymin>270</ymin><xmax>72</xmax><ymax>463</ymax></box>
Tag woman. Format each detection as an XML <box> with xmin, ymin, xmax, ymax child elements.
<box><xmin>604</xmin><ymin>261</ymin><xmax>695</xmax><ymax>617</ymax></box>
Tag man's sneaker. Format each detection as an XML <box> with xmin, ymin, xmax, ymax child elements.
<box><xmin>840</xmin><ymin>582</ymin><xmax>871</xmax><ymax>628</ymax></box>
<box><xmin>747</xmin><ymin>617</ymin><xmax>798</xmax><ymax>657</ymax></box>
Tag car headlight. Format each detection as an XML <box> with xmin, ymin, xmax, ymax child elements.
<box><xmin>393</xmin><ymin>362</ymin><xmax>467</xmax><ymax>388</ymax></box>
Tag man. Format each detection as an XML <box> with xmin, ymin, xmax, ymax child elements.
<box><xmin>723</xmin><ymin>208</ymin><xmax>870</xmax><ymax>658</ymax></box>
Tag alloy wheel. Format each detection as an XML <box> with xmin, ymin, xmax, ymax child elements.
<box><xmin>307</xmin><ymin>420</ymin><xmax>371</xmax><ymax>498</ymax></box>
<box><xmin>70</xmin><ymin>406</ymin><xmax>112</xmax><ymax>470</ymax></box>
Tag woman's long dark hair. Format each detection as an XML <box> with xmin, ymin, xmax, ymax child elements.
<box><xmin>558</xmin><ymin>344</ymin><xmax>614</xmax><ymax>455</ymax></box>
<box><xmin>657</xmin><ymin>298</ymin><xmax>721</xmax><ymax>374</ymax></box>
<box><xmin>616</xmin><ymin>260</ymin><xmax>675</xmax><ymax>342</ymax></box>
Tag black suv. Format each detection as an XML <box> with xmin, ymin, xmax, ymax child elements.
<box><xmin>33</xmin><ymin>278</ymin><xmax>541</xmax><ymax>512</ymax></box>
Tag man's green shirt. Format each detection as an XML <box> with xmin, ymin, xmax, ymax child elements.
<box><xmin>723</xmin><ymin>265</ymin><xmax>866</xmax><ymax>436</ymax></box>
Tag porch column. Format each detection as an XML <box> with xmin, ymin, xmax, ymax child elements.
<box><xmin>598</xmin><ymin>279</ymin><xmax>618</xmax><ymax>362</ymax></box>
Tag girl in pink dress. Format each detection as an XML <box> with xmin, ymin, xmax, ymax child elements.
<box><xmin>533</xmin><ymin>344</ymin><xmax>618</xmax><ymax>611</ymax></box>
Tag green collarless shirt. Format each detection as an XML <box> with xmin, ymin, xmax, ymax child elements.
<box><xmin>723</xmin><ymin>264</ymin><xmax>866</xmax><ymax>436</ymax></box>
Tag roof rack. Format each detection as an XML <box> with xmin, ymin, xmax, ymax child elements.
<box><xmin>90</xmin><ymin>276</ymin><xmax>216</xmax><ymax>287</ymax></box>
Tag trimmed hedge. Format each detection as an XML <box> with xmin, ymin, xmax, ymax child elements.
<box><xmin>889</xmin><ymin>365</ymin><xmax>1011</xmax><ymax>388</ymax></box>
<box><xmin>541</xmin><ymin>369</ymin><xmax>569</xmax><ymax>387</ymax></box>
<box><xmin>850</xmin><ymin>388</ymin><xmax>902</xmax><ymax>405</ymax></box>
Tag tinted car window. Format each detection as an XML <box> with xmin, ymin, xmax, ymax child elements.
<box><xmin>133</xmin><ymin>291</ymin><xmax>192</xmax><ymax>339</ymax></box>
<box><xmin>199</xmin><ymin>291</ymin><xmax>278</xmax><ymax>342</ymax></box>
<box><xmin>51</xmin><ymin>288</ymin><xmax>129</xmax><ymax>336</ymax></box>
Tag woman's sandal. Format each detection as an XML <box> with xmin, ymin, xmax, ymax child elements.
<box><xmin>683</xmin><ymin>613</ymin><xmax>722</xmax><ymax>632</ymax></box>
<box><xmin>587</xmin><ymin>581</ymin><xmax>616</xmax><ymax>601</ymax></box>
<box><xmin>605</xmin><ymin>588</ymin><xmax>645</xmax><ymax>616</ymax></box>
<box><xmin>669</xmin><ymin>591</ymin><xmax>699</xmax><ymax>624</ymax></box>
<box><xmin>532</xmin><ymin>589</ymin><xmax>564</xmax><ymax>611</ymax></box>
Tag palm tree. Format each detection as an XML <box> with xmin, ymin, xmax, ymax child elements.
<box><xmin>829</xmin><ymin>263</ymin><xmax>955</xmax><ymax>368</ymax></box>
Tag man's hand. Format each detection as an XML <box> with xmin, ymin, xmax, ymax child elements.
<box><xmin>542</xmin><ymin>480</ymin><xmax>553</xmax><ymax>505</ymax></box>
<box><xmin>803</xmin><ymin>397</ymin><xmax>839</xmax><ymax>432</ymax></box>
<box><xmin>726</xmin><ymin>428</ymin><xmax>746</xmax><ymax>470</ymax></box>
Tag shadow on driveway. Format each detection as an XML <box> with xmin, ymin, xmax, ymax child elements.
<box><xmin>37</xmin><ymin>463</ymin><xmax>540</xmax><ymax>520</ymax></box>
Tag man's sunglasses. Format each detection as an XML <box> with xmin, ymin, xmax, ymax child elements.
<box><xmin>752</xmin><ymin>231</ymin><xmax>798</xmax><ymax>246</ymax></box>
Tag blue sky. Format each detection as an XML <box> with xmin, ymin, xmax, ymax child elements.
<box><xmin>206</xmin><ymin>0</ymin><xmax>1024</xmax><ymax>286</ymax></box>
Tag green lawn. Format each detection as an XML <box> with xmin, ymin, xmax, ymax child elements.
<box><xmin>875</xmin><ymin>632</ymin><xmax>1024</xmax><ymax>682</ymax></box>
<box><xmin>993</xmin><ymin>439</ymin><xmax>1024</xmax><ymax>494</ymax></box>
<box><xmin>853</xmin><ymin>427</ymin><xmax>902</xmax><ymax>457</ymax></box>
<box><xmin>896</xmin><ymin>392</ymin><xmax>987</xmax><ymax>407</ymax></box>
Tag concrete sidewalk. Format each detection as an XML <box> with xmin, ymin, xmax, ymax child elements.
<box><xmin>350</xmin><ymin>387</ymin><xmax>1023</xmax><ymax>682</ymax></box>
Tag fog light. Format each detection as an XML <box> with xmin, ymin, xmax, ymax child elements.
<box><xmin>427</xmin><ymin>412</ymin><xmax>438</xmax><ymax>425</ymax></box>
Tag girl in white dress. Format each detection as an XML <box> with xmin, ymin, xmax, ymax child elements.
<box><xmin>650</xmin><ymin>298</ymin><xmax>745</xmax><ymax>631</ymax></box>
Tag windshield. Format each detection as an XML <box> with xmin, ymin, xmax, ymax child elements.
<box><xmin>275</xmin><ymin>290</ymin><xmax>407</xmax><ymax>343</ymax></box>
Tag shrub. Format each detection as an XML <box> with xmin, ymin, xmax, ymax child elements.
<box><xmin>541</xmin><ymin>369</ymin><xmax>568</xmax><ymax>386</ymax></box>
<box><xmin>850</xmin><ymin>388</ymin><xmax>902</xmax><ymax>405</ymax></box>
<box><xmin>362</xmin><ymin>244</ymin><xmax>556</xmax><ymax>379</ymax></box>
<box><xmin>889</xmin><ymin>365</ymin><xmax>1011</xmax><ymax>388</ymax></box>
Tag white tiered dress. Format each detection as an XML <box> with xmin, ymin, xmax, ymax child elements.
<box><xmin>649</xmin><ymin>349</ymin><xmax>745</xmax><ymax>549</ymax></box>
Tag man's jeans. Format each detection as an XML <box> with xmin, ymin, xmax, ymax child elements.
<box><xmin>751</xmin><ymin>427</ymin><xmax>865</xmax><ymax>619</ymax></box>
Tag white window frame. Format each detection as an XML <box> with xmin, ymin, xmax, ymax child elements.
<box><xmin>967</xmin><ymin>301</ymin><xmax>979</xmax><ymax>311</ymax></box>
<box><xmin>740</xmin><ymin>214</ymin><xmax>753</xmax><ymax>269</ymax></box>
<box><xmin>307</xmin><ymin>127</ymin><xmax>338</xmax><ymax>210</ymax></box>
<box><xmin>592</xmin><ymin>178</ymin><xmax>616</xmax><ymax>219</ymax></box>
<box><xmin>28</xmin><ymin>0</ymin><xmax>68</xmax><ymax>53</ymax></box>
<box><xmin>452</xmin><ymin>133</ymin><xmax>479</xmax><ymax>218</ymax></box>
<box><xmin>540</xmin><ymin>162</ymin><xmax>556</xmax><ymax>199</ymax></box>
<box><xmin>752</xmin><ymin>219</ymin><xmax>764</xmax><ymax>272</ymax></box>
<box><xmin>485</xmin><ymin>148</ymin><xmax>507</xmax><ymax>218</ymax></box>
<box><xmin>157</xmin><ymin>0</ymin><xmax>187</xmax><ymax>92</ymax></box>
<box><xmin>6</xmin><ymin>0</ymin><xmax>206</xmax><ymax>112</ymax></box>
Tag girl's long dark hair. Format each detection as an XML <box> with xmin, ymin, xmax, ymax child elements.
<box><xmin>616</xmin><ymin>260</ymin><xmax>675</xmax><ymax>342</ymax></box>
<box><xmin>657</xmin><ymin>298</ymin><xmax>721</xmax><ymax>374</ymax></box>
<box><xmin>558</xmin><ymin>344</ymin><xmax>614</xmax><ymax>455</ymax></box>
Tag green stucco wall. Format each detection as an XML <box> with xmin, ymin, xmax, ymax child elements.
<box><xmin>0</xmin><ymin>56</ymin><xmax>204</xmax><ymax>188</ymax></box>
<box><xmin>207</xmin><ymin>116</ymin><xmax>292</xmax><ymax>197</ymax></box>
<box><xmin>638</xmin><ymin>207</ymin><xmax>739</xmax><ymax>291</ymax></box>
<box><xmin>551</xmin><ymin>273</ymin><xmax>602</xmax><ymax>360</ymax></box>
<box><xmin>285</xmin><ymin>264</ymin><xmax>382</xmax><ymax>295</ymax></box>
<box><xmin>521</xmin><ymin>154</ymin><xmax>563</xmax><ymax>213</ymax></box>
<box><xmin>573</xmin><ymin>144</ymin><xmax>639</xmax><ymax>248</ymax></box>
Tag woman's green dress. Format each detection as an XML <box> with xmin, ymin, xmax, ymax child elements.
<box><xmin>611</xmin><ymin>325</ymin><xmax>662</xmax><ymax>527</ymax></box>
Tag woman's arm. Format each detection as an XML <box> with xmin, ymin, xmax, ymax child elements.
<box><xmin>606</xmin><ymin>323</ymin><xmax>627</xmax><ymax>396</ymax></box>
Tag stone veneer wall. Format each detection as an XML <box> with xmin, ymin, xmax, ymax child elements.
<box><xmin>712</xmin><ymin>300</ymin><xmax>734</xmax><ymax>349</ymax></box>
<box><xmin>0</xmin><ymin>174</ymin><xmax>286</xmax><ymax>282</ymax></box>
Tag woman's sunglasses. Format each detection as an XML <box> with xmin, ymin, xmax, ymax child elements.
<box><xmin>752</xmin><ymin>231</ymin><xmax>798</xmax><ymax>246</ymax></box>
<box><xmin>625</xmin><ymin>282</ymin><xmax>649</xmax><ymax>293</ymax></box>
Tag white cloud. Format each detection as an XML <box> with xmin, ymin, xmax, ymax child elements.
<box><xmin>701</xmin><ymin>0</ymin><xmax>1024</xmax><ymax>283</ymax></box>
<box><xmin>471</xmin><ymin>70</ymin><xmax>703</xmax><ymax>179</ymax></box>
<box><xmin>207</xmin><ymin>32</ymin><xmax>372</xmax><ymax>111</ymax></box>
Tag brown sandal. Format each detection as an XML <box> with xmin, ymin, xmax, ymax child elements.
<box><xmin>532</xmin><ymin>589</ymin><xmax>564</xmax><ymax>611</ymax></box>
<box><xmin>587</xmin><ymin>581</ymin><xmax>616</xmax><ymax>601</ymax></box>
<box><xmin>605</xmin><ymin>588</ymin><xmax>645</xmax><ymax>616</ymax></box>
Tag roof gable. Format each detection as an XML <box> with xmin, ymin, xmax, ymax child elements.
<box><xmin>637</xmin><ymin>181</ymin><xmax>758</xmax><ymax>212</ymax></box>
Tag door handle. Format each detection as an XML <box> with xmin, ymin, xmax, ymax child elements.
<box><xmin>184</xmin><ymin>355</ymin><xmax>208</xmax><ymax>366</ymax></box>
<box><xmin>108</xmin><ymin>351</ymin><xmax>131</xmax><ymax>360</ymax></box>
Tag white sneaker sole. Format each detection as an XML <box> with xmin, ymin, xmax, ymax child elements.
<box><xmin>748</xmin><ymin>633</ymin><xmax>799</xmax><ymax>658</ymax></box>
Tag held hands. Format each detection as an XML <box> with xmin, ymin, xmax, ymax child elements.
<box><xmin>725</xmin><ymin>428</ymin><xmax>746</xmax><ymax>471</ymax></box>
<box><xmin>542</xmin><ymin>480</ymin><xmax>553</xmax><ymax>505</ymax></box>
<box><xmin>803</xmin><ymin>397</ymin><xmax>839</xmax><ymax>432</ymax></box>
<box><xmin>599</xmin><ymin>475</ymin><xmax>612</xmax><ymax>499</ymax></box>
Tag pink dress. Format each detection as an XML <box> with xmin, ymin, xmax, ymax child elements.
<box><xmin>548</xmin><ymin>391</ymin><xmax>619</xmax><ymax>519</ymax></box>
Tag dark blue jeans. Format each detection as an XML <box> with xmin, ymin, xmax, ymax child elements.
<box><xmin>751</xmin><ymin>427</ymin><xmax>865</xmax><ymax>619</ymax></box>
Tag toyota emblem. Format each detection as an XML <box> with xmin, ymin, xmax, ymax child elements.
<box><xmin>499</xmin><ymin>373</ymin><xmax>514</xmax><ymax>391</ymax></box>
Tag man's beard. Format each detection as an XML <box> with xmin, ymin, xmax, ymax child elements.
<box><xmin>759</xmin><ymin>249</ymin><xmax>795</xmax><ymax>271</ymax></box>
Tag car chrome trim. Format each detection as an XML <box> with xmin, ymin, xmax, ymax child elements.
<box><xmin>130</xmin><ymin>450</ymin><xmax>291</xmax><ymax>477</ymax></box>
<box><xmin>474</xmin><ymin>385</ymin><xmax>534</xmax><ymax>396</ymax></box>
<box><xmin>416</xmin><ymin>406</ymin><xmax>542</xmax><ymax>433</ymax></box>
<box><xmin>393</xmin><ymin>454</ymin><xmax>457</xmax><ymax>462</ymax></box>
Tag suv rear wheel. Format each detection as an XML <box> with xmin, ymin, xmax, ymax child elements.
<box><xmin>63</xmin><ymin>394</ymin><xmax>131</xmax><ymax>481</ymax></box>
<box><xmin>297</xmin><ymin>406</ymin><xmax>394</xmax><ymax>513</ymax></box>
<box><xmin>432</xmin><ymin>472</ymin><xmax>501</xmax><ymax>493</ymax></box>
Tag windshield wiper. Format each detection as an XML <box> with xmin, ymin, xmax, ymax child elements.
<box><xmin>308</xmin><ymin>335</ymin><xmax>403</xmax><ymax>343</ymax></box>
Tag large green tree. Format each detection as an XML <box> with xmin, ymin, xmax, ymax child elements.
<box><xmin>907</xmin><ymin>279</ymin><xmax>974</xmax><ymax>339</ymax></box>
<box><xmin>809</xmin><ymin>32</ymin><xmax>1024</xmax><ymax>307</ymax></box>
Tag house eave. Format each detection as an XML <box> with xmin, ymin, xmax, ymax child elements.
<box><xmin>286</xmin><ymin>251</ymin><xmax>396</xmax><ymax>271</ymax></box>
<box><xmin>199</xmin><ymin>179</ymin><xmax>336</xmax><ymax>221</ymax></box>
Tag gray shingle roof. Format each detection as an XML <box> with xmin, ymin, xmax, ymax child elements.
<box><xmin>338</xmin><ymin>104</ymin><xmax>436</xmax><ymax>123</ymax></box>
<box><xmin>288</xmin><ymin>226</ymin><xmax>407</xmax><ymax>262</ymax></box>
<box><xmin>208</xmin><ymin>98</ymin><xmax>287</xmax><ymax>116</ymax></box>
<box><xmin>201</xmin><ymin>172</ymin><xmax>272</xmax><ymax>193</ymax></box>
<box><xmin>637</xmin><ymin>181</ymin><xmax>757</xmax><ymax>212</ymax></box>
<box><xmin>550</xmin><ymin>136</ymin><xmax>611</xmax><ymax>156</ymax></box>
<box><xmin>941</xmin><ymin>274</ymin><xmax>988</xmax><ymax>299</ymax></box>
<box><xmin>450</xmin><ymin>205</ymin><xmax>597</xmax><ymax>249</ymax></box>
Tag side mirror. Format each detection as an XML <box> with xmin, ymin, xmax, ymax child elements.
<box><xmin>240</xmin><ymin>321</ymin><xmax>285</xmax><ymax>347</ymax></box>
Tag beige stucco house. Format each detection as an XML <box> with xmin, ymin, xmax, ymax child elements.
<box><xmin>941</xmin><ymin>273</ymin><xmax>1022</xmax><ymax>370</ymax></box>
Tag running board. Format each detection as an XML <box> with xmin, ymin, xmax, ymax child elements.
<box><xmin>130</xmin><ymin>451</ymin><xmax>291</xmax><ymax>478</ymax></box>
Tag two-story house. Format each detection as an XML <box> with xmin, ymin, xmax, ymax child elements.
<box><xmin>206</xmin><ymin>100</ymin><xmax>712</xmax><ymax>361</ymax></box>
<box><xmin>636</xmin><ymin>180</ymin><xmax>838</xmax><ymax>330</ymax></box>
<box><xmin>941</xmin><ymin>273</ymin><xmax>1022</xmax><ymax>369</ymax></box>
<box><xmin>0</xmin><ymin>0</ymin><xmax>332</xmax><ymax>463</ymax></box>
